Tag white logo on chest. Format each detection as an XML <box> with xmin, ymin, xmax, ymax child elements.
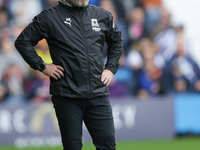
<box><xmin>91</xmin><ymin>19</ymin><xmax>101</xmax><ymax>32</ymax></box>
<box><xmin>64</xmin><ymin>18</ymin><xmax>72</xmax><ymax>26</ymax></box>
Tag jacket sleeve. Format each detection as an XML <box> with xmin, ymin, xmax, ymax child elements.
<box><xmin>15</xmin><ymin>11</ymin><xmax>50</xmax><ymax>70</ymax></box>
<box><xmin>104</xmin><ymin>11</ymin><xmax>123</xmax><ymax>74</ymax></box>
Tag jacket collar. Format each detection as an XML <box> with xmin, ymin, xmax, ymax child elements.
<box><xmin>58</xmin><ymin>1</ymin><xmax>88</xmax><ymax>11</ymax></box>
<box><xmin>57</xmin><ymin>0</ymin><xmax>72</xmax><ymax>7</ymax></box>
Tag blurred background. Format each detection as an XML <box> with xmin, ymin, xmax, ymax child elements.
<box><xmin>0</xmin><ymin>0</ymin><xmax>200</xmax><ymax>149</ymax></box>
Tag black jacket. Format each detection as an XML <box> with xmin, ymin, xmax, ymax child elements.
<box><xmin>15</xmin><ymin>3</ymin><xmax>123</xmax><ymax>99</ymax></box>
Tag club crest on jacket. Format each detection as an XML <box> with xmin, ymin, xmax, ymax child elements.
<box><xmin>91</xmin><ymin>18</ymin><xmax>101</xmax><ymax>32</ymax></box>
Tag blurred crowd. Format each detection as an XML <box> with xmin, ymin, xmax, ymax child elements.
<box><xmin>0</xmin><ymin>0</ymin><xmax>200</xmax><ymax>104</ymax></box>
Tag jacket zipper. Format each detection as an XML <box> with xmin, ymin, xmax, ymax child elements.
<box><xmin>80</xmin><ymin>13</ymin><xmax>91</xmax><ymax>99</ymax></box>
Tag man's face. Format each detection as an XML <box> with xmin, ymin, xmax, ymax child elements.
<box><xmin>66</xmin><ymin>0</ymin><xmax>89</xmax><ymax>7</ymax></box>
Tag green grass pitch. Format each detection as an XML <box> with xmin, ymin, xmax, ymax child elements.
<box><xmin>0</xmin><ymin>137</ymin><xmax>199</xmax><ymax>150</ymax></box>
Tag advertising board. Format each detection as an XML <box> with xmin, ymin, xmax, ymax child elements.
<box><xmin>0</xmin><ymin>97</ymin><xmax>174</xmax><ymax>148</ymax></box>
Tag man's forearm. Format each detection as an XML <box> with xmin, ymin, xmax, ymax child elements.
<box><xmin>105</xmin><ymin>40</ymin><xmax>123</xmax><ymax>74</ymax></box>
<box><xmin>15</xmin><ymin>38</ymin><xmax>44</xmax><ymax>70</ymax></box>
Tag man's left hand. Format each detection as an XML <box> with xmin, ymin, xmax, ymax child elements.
<box><xmin>101</xmin><ymin>69</ymin><xmax>114</xmax><ymax>86</ymax></box>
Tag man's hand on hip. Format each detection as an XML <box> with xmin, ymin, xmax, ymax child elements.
<box><xmin>42</xmin><ymin>64</ymin><xmax>65</xmax><ymax>80</ymax></box>
<box><xmin>101</xmin><ymin>69</ymin><xmax>114</xmax><ymax>86</ymax></box>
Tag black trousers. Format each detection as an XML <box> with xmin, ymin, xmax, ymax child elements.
<box><xmin>51</xmin><ymin>96</ymin><xmax>116</xmax><ymax>150</ymax></box>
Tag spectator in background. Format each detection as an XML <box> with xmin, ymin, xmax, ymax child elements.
<box><xmin>175</xmin><ymin>25</ymin><xmax>192</xmax><ymax>58</ymax></box>
<box><xmin>132</xmin><ymin>38</ymin><xmax>164</xmax><ymax>97</ymax></box>
<box><xmin>0</xmin><ymin>7</ymin><xmax>9</xmax><ymax>32</ymax></box>
<box><xmin>1</xmin><ymin>63</ymin><xmax>25</xmax><ymax>104</ymax></box>
<box><xmin>9</xmin><ymin>0</ymin><xmax>42</xmax><ymax>26</ymax></box>
<box><xmin>126</xmin><ymin>38</ymin><xmax>165</xmax><ymax>71</ymax></box>
<box><xmin>120</xmin><ymin>0</ymin><xmax>143</xmax><ymax>18</ymax></box>
<box><xmin>126</xmin><ymin>45</ymin><xmax>144</xmax><ymax>96</ymax></box>
<box><xmin>112</xmin><ymin>0</ymin><xmax>126</xmax><ymax>19</ymax></box>
<box><xmin>153</xmin><ymin>7</ymin><xmax>177</xmax><ymax>63</ymax></box>
<box><xmin>170</xmin><ymin>67</ymin><xmax>189</xmax><ymax>93</ymax></box>
<box><xmin>141</xmin><ymin>0</ymin><xmax>162</xmax><ymax>32</ymax></box>
<box><xmin>139</xmin><ymin>38</ymin><xmax>165</xmax><ymax>69</ymax></box>
<box><xmin>167</xmin><ymin>41</ymin><xmax>200</xmax><ymax>93</ymax></box>
<box><xmin>0</xmin><ymin>27</ymin><xmax>11</xmax><ymax>41</ymax></box>
<box><xmin>112</xmin><ymin>0</ymin><xmax>145</xmax><ymax>52</ymax></box>
<box><xmin>99</xmin><ymin>0</ymin><xmax>129</xmax><ymax>51</ymax></box>
<box><xmin>127</xmin><ymin>7</ymin><xmax>147</xmax><ymax>53</ymax></box>
<box><xmin>136</xmin><ymin>61</ymin><xmax>162</xmax><ymax>98</ymax></box>
<box><xmin>24</xmin><ymin>70</ymin><xmax>50</xmax><ymax>103</ymax></box>
<box><xmin>0</xmin><ymin>37</ymin><xmax>29</xmax><ymax>80</ymax></box>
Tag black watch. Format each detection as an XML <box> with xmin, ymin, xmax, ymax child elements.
<box><xmin>38</xmin><ymin>62</ymin><xmax>46</xmax><ymax>72</ymax></box>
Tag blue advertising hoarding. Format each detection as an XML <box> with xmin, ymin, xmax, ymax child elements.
<box><xmin>174</xmin><ymin>94</ymin><xmax>200</xmax><ymax>134</ymax></box>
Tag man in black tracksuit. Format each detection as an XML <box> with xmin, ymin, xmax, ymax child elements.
<box><xmin>15</xmin><ymin>0</ymin><xmax>123</xmax><ymax>149</ymax></box>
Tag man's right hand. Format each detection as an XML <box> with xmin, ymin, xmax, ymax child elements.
<box><xmin>42</xmin><ymin>64</ymin><xmax>65</xmax><ymax>80</ymax></box>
